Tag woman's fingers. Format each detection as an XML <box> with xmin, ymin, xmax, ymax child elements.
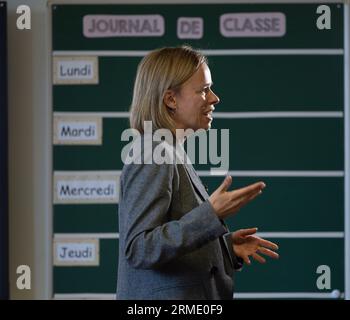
<box><xmin>236</xmin><ymin>228</ymin><xmax>258</xmax><ymax>237</ymax></box>
<box><xmin>252</xmin><ymin>253</ymin><xmax>266</xmax><ymax>264</ymax></box>
<box><xmin>242</xmin><ymin>242</ymin><xmax>280</xmax><ymax>266</ymax></box>
<box><xmin>258</xmin><ymin>247</ymin><xmax>280</xmax><ymax>259</ymax></box>
<box><xmin>211</xmin><ymin>181</ymin><xmax>267</xmax><ymax>219</ymax></box>
<box><xmin>211</xmin><ymin>180</ymin><xmax>266</xmax><ymax>219</ymax></box>
<box><xmin>243</xmin><ymin>256</ymin><xmax>251</xmax><ymax>265</ymax></box>
<box><xmin>231</xmin><ymin>183</ymin><xmax>265</xmax><ymax>207</ymax></box>
<box><xmin>233</xmin><ymin>182</ymin><xmax>266</xmax><ymax>199</ymax></box>
<box><xmin>230</xmin><ymin>188</ymin><xmax>263</xmax><ymax>212</ymax></box>
<box><xmin>258</xmin><ymin>239</ymin><xmax>279</xmax><ymax>251</ymax></box>
<box><xmin>244</xmin><ymin>249</ymin><xmax>278</xmax><ymax>266</ymax></box>
<box><xmin>216</xmin><ymin>175</ymin><xmax>232</xmax><ymax>193</ymax></box>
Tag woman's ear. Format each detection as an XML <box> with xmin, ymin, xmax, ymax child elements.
<box><xmin>163</xmin><ymin>90</ymin><xmax>177</xmax><ymax>112</ymax></box>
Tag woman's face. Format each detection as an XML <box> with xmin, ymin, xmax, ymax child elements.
<box><xmin>171</xmin><ymin>63</ymin><xmax>220</xmax><ymax>131</ymax></box>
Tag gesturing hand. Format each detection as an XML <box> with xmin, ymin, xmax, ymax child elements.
<box><xmin>209</xmin><ymin>176</ymin><xmax>266</xmax><ymax>220</ymax></box>
<box><xmin>232</xmin><ymin>228</ymin><xmax>279</xmax><ymax>265</ymax></box>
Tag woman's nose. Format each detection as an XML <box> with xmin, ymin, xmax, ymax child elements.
<box><xmin>209</xmin><ymin>89</ymin><xmax>220</xmax><ymax>105</ymax></box>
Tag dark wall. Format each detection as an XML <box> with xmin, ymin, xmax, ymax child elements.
<box><xmin>0</xmin><ymin>1</ymin><xmax>9</xmax><ymax>300</ymax></box>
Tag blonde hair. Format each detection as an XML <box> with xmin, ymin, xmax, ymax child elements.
<box><xmin>129</xmin><ymin>46</ymin><xmax>208</xmax><ymax>134</ymax></box>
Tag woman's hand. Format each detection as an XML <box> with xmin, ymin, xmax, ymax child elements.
<box><xmin>232</xmin><ymin>228</ymin><xmax>279</xmax><ymax>265</ymax></box>
<box><xmin>209</xmin><ymin>176</ymin><xmax>266</xmax><ymax>220</ymax></box>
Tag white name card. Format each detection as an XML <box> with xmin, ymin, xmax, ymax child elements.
<box><xmin>53</xmin><ymin>172</ymin><xmax>120</xmax><ymax>204</ymax></box>
<box><xmin>53</xmin><ymin>56</ymin><xmax>99</xmax><ymax>84</ymax></box>
<box><xmin>53</xmin><ymin>238</ymin><xmax>99</xmax><ymax>266</ymax></box>
<box><xmin>53</xmin><ymin>115</ymin><xmax>102</xmax><ymax>145</ymax></box>
<box><xmin>220</xmin><ymin>12</ymin><xmax>286</xmax><ymax>37</ymax></box>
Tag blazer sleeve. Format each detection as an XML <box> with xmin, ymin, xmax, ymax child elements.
<box><xmin>120</xmin><ymin>162</ymin><xmax>227</xmax><ymax>269</ymax></box>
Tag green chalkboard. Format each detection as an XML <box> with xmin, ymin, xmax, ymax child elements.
<box><xmin>52</xmin><ymin>2</ymin><xmax>345</xmax><ymax>299</ymax></box>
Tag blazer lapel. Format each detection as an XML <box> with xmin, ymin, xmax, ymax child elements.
<box><xmin>183</xmin><ymin>162</ymin><xmax>234</xmax><ymax>268</ymax></box>
<box><xmin>183</xmin><ymin>162</ymin><xmax>209</xmax><ymax>201</ymax></box>
<box><xmin>183</xmin><ymin>162</ymin><xmax>231</xmax><ymax>235</ymax></box>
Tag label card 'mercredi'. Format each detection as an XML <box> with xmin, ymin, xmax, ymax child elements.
<box><xmin>53</xmin><ymin>115</ymin><xmax>102</xmax><ymax>145</ymax></box>
<box><xmin>53</xmin><ymin>238</ymin><xmax>99</xmax><ymax>266</ymax></box>
<box><xmin>53</xmin><ymin>56</ymin><xmax>99</xmax><ymax>85</ymax></box>
<box><xmin>53</xmin><ymin>171</ymin><xmax>120</xmax><ymax>204</ymax></box>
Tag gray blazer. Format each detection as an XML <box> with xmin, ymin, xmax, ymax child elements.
<box><xmin>116</xmin><ymin>138</ymin><xmax>242</xmax><ymax>300</ymax></box>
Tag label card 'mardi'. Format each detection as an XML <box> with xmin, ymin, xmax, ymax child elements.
<box><xmin>53</xmin><ymin>115</ymin><xmax>102</xmax><ymax>145</ymax></box>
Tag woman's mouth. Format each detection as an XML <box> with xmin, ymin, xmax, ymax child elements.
<box><xmin>203</xmin><ymin>111</ymin><xmax>213</xmax><ymax>120</ymax></box>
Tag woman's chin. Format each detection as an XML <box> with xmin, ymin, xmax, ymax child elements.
<box><xmin>204</xmin><ymin>120</ymin><xmax>212</xmax><ymax>130</ymax></box>
<box><xmin>199</xmin><ymin>124</ymin><xmax>211</xmax><ymax>131</ymax></box>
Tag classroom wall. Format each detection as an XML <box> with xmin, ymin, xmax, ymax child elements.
<box><xmin>8</xmin><ymin>0</ymin><xmax>51</xmax><ymax>299</ymax></box>
<box><xmin>7</xmin><ymin>0</ymin><xmax>350</xmax><ymax>300</ymax></box>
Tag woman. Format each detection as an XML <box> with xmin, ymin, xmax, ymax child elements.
<box><xmin>116</xmin><ymin>46</ymin><xmax>279</xmax><ymax>300</ymax></box>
